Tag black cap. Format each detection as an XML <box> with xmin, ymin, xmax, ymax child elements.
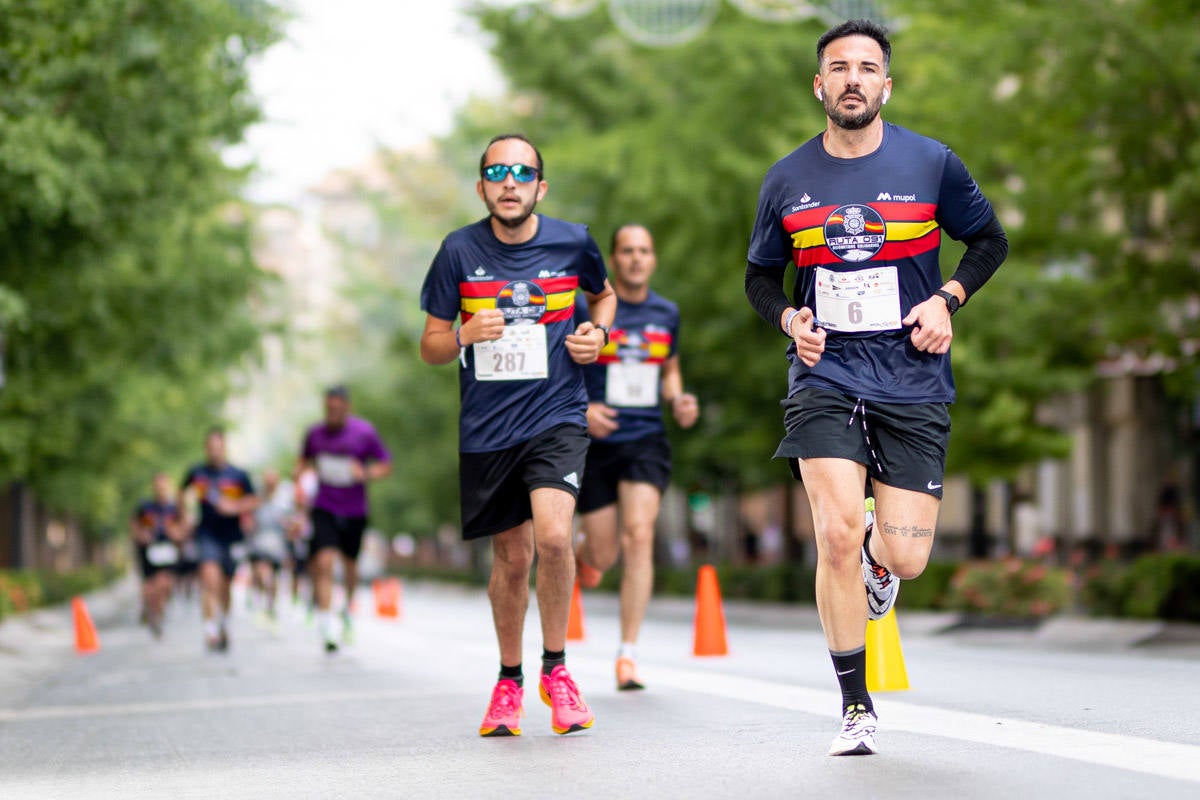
<box><xmin>324</xmin><ymin>384</ymin><xmax>350</xmax><ymax>400</ymax></box>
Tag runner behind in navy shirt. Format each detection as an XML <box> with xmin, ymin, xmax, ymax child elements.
<box><xmin>130</xmin><ymin>472</ymin><xmax>183</xmax><ymax>638</ymax></box>
<box><xmin>572</xmin><ymin>224</ymin><xmax>700</xmax><ymax>692</ymax></box>
<box><xmin>180</xmin><ymin>427</ymin><xmax>258</xmax><ymax>652</ymax></box>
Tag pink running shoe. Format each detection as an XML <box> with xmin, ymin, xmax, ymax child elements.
<box><xmin>479</xmin><ymin>679</ymin><xmax>524</xmax><ymax>737</ymax></box>
<box><xmin>538</xmin><ymin>665</ymin><xmax>594</xmax><ymax>734</ymax></box>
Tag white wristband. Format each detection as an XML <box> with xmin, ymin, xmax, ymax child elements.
<box><xmin>783</xmin><ymin>309</ymin><xmax>801</xmax><ymax>337</ymax></box>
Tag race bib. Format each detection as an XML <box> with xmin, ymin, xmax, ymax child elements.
<box><xmin>316</xmin><ymin>454</ymin><xmax>357</xmax><ymax>487</ymax></box>
<box><xmin>814</xmin><ymin>266</ymin><xmax>902</xmax><ymax>333</ymax></box>
<box><xmin>606</xmin><ymin>363</ymin><xmax>660</xmax><ymax>408</ymax></box>
<box><xmin>146</xmin><ymin>542</ymin><xmax>179</xmax><ymax>567</ymax></box>
<box><xmin>474</xmin><ymin>324</ymin><xmax>548</xmax><ymax>381</ymax></box>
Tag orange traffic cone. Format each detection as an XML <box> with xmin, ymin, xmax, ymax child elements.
<box><xmin>692</xmin><ymin>565</ymin><xmax>728</xmax><ymax>656</ymax></box>
<box><xmin>376</xmin><ymin>577</ymin><xmax>402</xmax><ymax>620</ymax></box>
<box><xmin>72</xmin><ymin>596</ymin><xmax>100</xmax><ymax>654</ymax></box>
<box><xmin>567</xmin><ymin>580</ymin><xmax>586</xmax><ymax>641</ymax></box>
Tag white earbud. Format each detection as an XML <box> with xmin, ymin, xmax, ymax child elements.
<box><xmin>882</xmin><ymin>89</ymin><xmax>890</xmax><ymax>104</ymax></box>
<box><xmin>817</xmin><ymin>88</ymin><xmax>824</xmax><ymax>101</ymax></box>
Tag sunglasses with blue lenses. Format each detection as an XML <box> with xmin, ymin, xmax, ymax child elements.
<box><xmin>481</xmin><ymin>163</ymin><xmax>540</xmax><ymax>183</ymax></box>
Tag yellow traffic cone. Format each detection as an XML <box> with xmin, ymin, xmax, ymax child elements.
<box><xmin>865</xmin><ymin>608</ymin><xmax>909</xmax><ymax>692</ymax></box>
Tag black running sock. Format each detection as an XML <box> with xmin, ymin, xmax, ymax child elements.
<box><xmin>499</xmin><ymin>663</ymin><xmax>523</xmax><ymax>687</ymax></box>
<box><xmin>830</xmin><ymin>647</ymin><xmax>873</xmax><ymax>713</ymax></box>
<box><xmin>541</xmin><ymin>648</ymin><xmax>566</xmax><ymax>675</ymax></box>
<box><xmin>863</xmin><ymin>520</ymin><xmax>877</xmax><ymax>563</ymax></box>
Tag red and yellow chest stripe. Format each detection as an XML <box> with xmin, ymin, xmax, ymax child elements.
<box><xmin>458</xmin><ymin>276</ymin><xmax>579</xmax><ymax>324</ymax></box>
<box><xmin>783</xmin><ymin>202</ymin><xmax>940</xmax><ymax>267</ymax></box>
<box><xmin>595</xmin><ymin>328</ymin><xmax>673</xmax><ymax>365</ymax></box>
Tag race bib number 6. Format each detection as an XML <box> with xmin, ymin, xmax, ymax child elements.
<box><xmin>814</xmin><ymin>266</ymin><xmax>902</xmax><ymax>333</ymax></box>
<box><xmin>474</xmin><ymin>324</ymin><xmax>549</xmax><ymax>381</ymax></box>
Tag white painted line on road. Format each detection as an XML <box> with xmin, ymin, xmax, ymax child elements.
<box><xmin>0</xmin><ymin>687</ymin><xmax>438</xmax><ymax>723</ymax></box>
<box><xmin>360</xmin><ymin>624</ymin><xmax>1200</xmax><ymax>784</ymax></box>
<box><xmin>646</xmin><ymin>664</ymin><xmax>1200</xmax><ymax>784</ymax></box>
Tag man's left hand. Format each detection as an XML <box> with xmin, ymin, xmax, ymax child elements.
<box><xmin>671</xmin><ymin>393</ymin><xmax>700</xmax><ymax>429</ymax></box>
<box><xmin>902</xmin><ymin>297</ymin><xmax>954</xmax><ymax>354</ymax></box>
<box><xmin>566</xmin><ymin>322</ymin><xmax>606</xmax><ymax>364</ymax></box>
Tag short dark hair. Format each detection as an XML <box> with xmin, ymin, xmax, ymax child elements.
<box><xmin>324</xmin><ymin>384</ymin><xmax>350</xmax><ymax>400</ymax></box>
<box><xmin>609</xmin><ymin>223</ymin><xmax>651</xmax><ymax>254</ymax></box>
<box><xmin>817</xmin><ymin>19</ymin><xmax>891</xmax><ymax>72</ymax></box>
<box><xmin>205</xmin><ymin>426</ymin><xmax>224</xmax><ymax>440</ymax></box>
<box><xmin>480</xmin><ymin>133</ymin><xmax>544</xmax><ymax>179</ymax></box>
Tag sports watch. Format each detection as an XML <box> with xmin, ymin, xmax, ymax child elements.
<box><xmin>594</xmin><ymin>324</ymin><xmax>610</xmax><ymax>346</ymax></box>
<box><xmin>934</xmin><ymin>289</ymin><xmax>960</xmax><ymax>316</ymax></box>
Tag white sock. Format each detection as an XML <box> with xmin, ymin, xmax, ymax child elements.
<box><xmin>618</xmin><ymin>642</ymin><xmax>637</xmax><ymax>661</ymax></box>
<box><xmin>204</xmin><ymin>620</ymin><xmax>220</xmax><ymax>638</ymax></box>
<box><xmin>318</xmin><ymin>611</ymin><xmax>336</xmax><ymax>641</ymax></box>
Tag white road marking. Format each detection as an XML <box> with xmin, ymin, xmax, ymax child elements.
<box><xmin>0</xmin><ymin>687</ymin><xmax>437</xmax><ymax>723</ymax></box>
<box><xmin>647</xmin><ymin>664</ymin><xmax>1200</xmax><ymax>784</ymax></box>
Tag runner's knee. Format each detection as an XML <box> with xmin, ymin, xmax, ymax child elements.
<box><xmin>620</xmin><ymin>522</ymin><xmax>654</xmax><ymax>554</ymax></box>
<box><xmin>886</xmin><ymin>551</ymin><xmax>930</xmax><ymax>581</ymax></box>
<box><xmin>816</xmin><ymin>522</ymin><xmax>865</xmax><ymax>571</ymax></box>
<box><xmin>535</xmin><ymin>531</ymin><xmax>573</xmax><ymax>564</ymax></box>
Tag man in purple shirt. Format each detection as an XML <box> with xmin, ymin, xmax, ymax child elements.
<box><xmin>295</xmin><ymin>385</ymin><xmax>392</xmax><ymax>652</ymax></box>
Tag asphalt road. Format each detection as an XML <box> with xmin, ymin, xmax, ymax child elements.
<box><xmin>1</xmin><ymin>575</ymin><xmax>1198</xmax><ymax>799</ymax></box>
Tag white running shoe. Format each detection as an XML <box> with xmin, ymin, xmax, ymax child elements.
<box><xmin>862</xmin><ymin>546</ymin><xmax>900</xmax><ymax>620</ymax></box>
<box><xmin>828</xmin><ymin>703</ymin><xmax>878</xmax><ymax>756</ymax></box>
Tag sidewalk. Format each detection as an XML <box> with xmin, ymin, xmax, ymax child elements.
<box><xmin>0</xmin><ymin>573</ymin><xmax>138</xmax><ymax>705</ymax></box>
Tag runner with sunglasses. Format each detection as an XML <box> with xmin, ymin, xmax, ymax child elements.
<box><xmin>574</xmin><ymin>223</ymin><xmax>699</xmax><ymax>691</ymax></box>
<box><xmin>420</xmin><ymin>133</ymin><xmax>616</xmax><ymax>737</ymax></box>
<box><xmin>745</xmin><ymin>19</ymin><xmax>1007</xmax><ymax>755</ymax></box>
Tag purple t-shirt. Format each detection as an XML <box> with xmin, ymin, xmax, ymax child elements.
<box><xmin>301</xmin><ymin>416</ymin><xmax>390</xmax><ymax>518</ymax></box>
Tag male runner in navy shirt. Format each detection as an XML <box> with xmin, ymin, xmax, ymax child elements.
<box><xmin>420</xmin><ymin>134</ymin><xmax>616</xmax><ymax>738</ymax></box>
<box><xmin>574</xmin><ymin>224</ymin><xmax>699</xmax><ymax>691</ymax></box>
<box><xmin>181</xmin><ymin>427</ymin><xmax>258</xmax><ymax>652</ymax></box>
<box><xmin>130</xmin><ymin>472</ymin><xmax>183</xmax><ymax>638</ymax></box>
<box><xmin>745</xmin><ymin>20</ymin><xmax>1007</xmax><ymax>755</ymax></box>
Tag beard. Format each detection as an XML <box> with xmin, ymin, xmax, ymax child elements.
<box><xmin>487</xmin><ymin>194</ymin><xmax>538</xmax><ymax>229</ymax></box>
<box><xmin>824</xmin><ymin>91</ymin><xmax>883</xmax><ymax>131</ymax></box>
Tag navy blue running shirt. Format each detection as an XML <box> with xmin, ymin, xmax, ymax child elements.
<box><xmin>421</xmin><ymin>216</ymin><xmax>609</xmax><ymax>453</ymax></box>
<box><xmin>575</xmin><ymin>291</ymin><xmax>680</xmax><ymax>443</ymax></box>
<box><xmin>180</xmin><ymin>463</ymin><xmax>254</xmax><ymax>542</ymax></box>
<box><xmin>133</xmin><ymin>500</ymin><xmax>180</xmax><ymax>543</ymax></box>
<box><xmin>747</xmin><ymin>123</ymin><xmax>995</xmax><ymax>404</ymax></box>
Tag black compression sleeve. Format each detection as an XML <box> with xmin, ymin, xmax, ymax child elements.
<box><xmin>950</xmin><ymin>214</ymin><xmax>1008</xmax><ymax>302</ymax></box>
<box><xmin>745</xmin><ymin>261</ymin><xmax>791</xmax><ymax>334</ymax></box>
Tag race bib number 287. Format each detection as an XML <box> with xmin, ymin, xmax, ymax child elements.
<box><xmin>474</xmin><ymin>324</ymin><xmax>549</xmax><ymax>381</ymax></box>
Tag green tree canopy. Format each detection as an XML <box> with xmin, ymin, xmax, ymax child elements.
<box><xmin>0</xmin><ymin>0</ymin><xmax>282</xmax><ymax>529</ymax></box>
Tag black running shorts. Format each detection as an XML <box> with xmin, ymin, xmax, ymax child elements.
<box><xmin>577</xmin><ymin>432</ymin><xmax>672</xmax><ymax>514</ymax></box>
<box><xmin>774</xmin><ymin>387</ymin><xmax>950</xmax><ymax>498</ymax></box>
<box><xmin>459</xmin><ymin>423</ymin><xmax>589</xmax><ymax>540</ymax></box>
<box><xmin>310</xmin><ymin>508</ymin><xmax>368</xmax><ymax>560</ymax></box>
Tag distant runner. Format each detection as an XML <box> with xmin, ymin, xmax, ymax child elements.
<box><xmin>181</xmin><ymin>427</ymin><xmax>259</xmax><ymax>652</ymax></box>
<box><xmin>130</xmin><ymin>472</ymin><xmax>184</xmax><ymax>638</ymax></box>
<box><xmin>574</xmin><ymin>224</ymin><xmax>699</xmax><ymax>691</ymax></box>
<box><xmin>295</xmin><ymin>385</ymin><xmax>392</xmax><ymax>653</ymax></box>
